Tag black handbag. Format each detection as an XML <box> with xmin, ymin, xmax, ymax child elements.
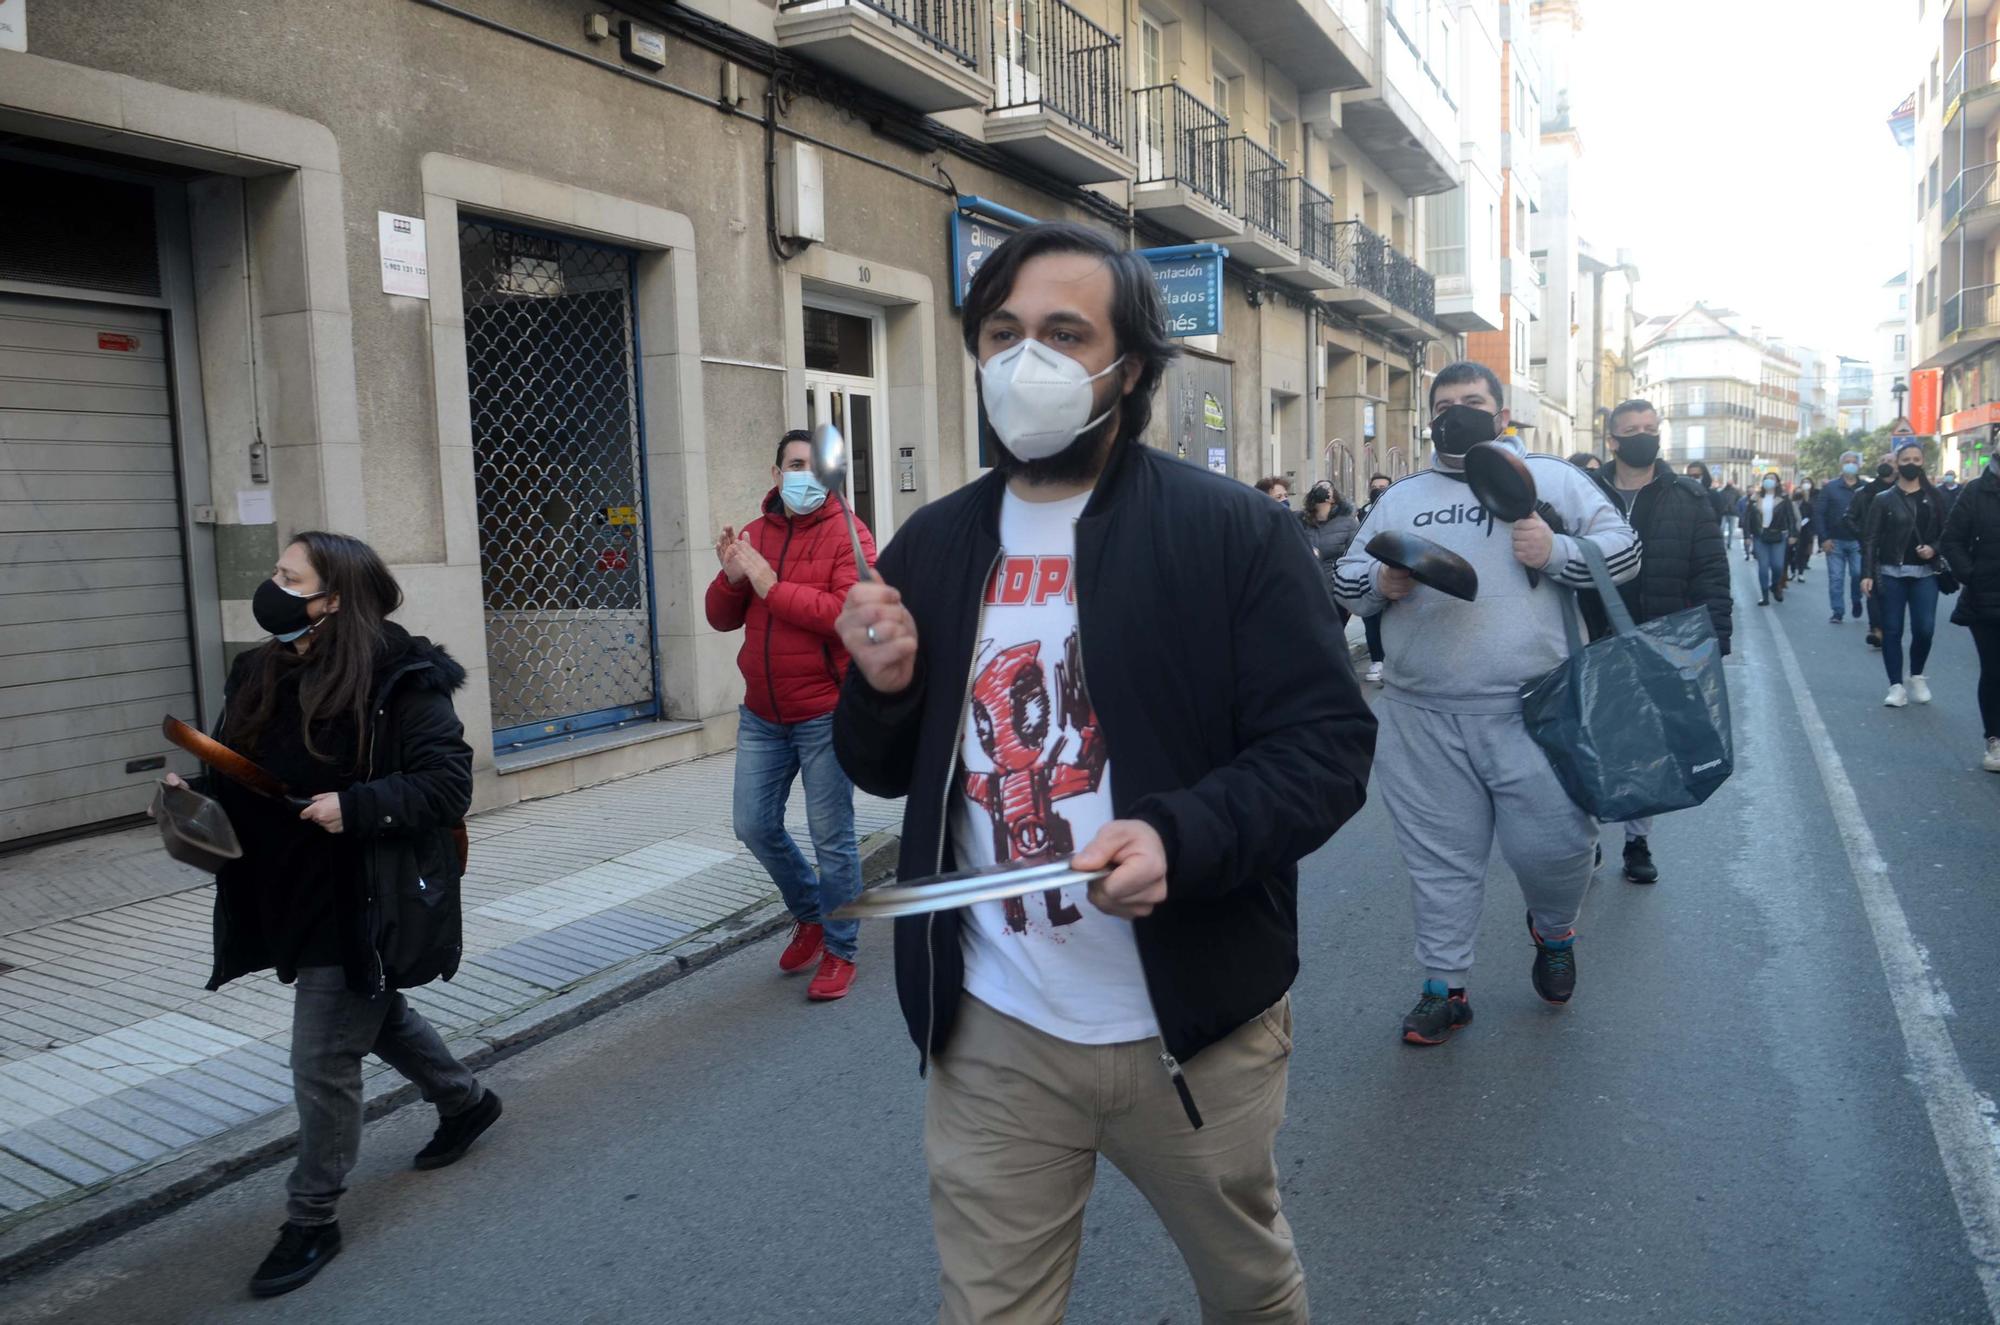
<box><xmin>1522</xmin><ymin>542</ymin><xmax>1735</xmax><ymax>822</ymax></box>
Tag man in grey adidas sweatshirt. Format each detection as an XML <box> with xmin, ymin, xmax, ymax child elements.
<box><xmin>1334</xmin><ymin>361</ymin><xmax>1640</xmax><ymax>1047</ymax></box>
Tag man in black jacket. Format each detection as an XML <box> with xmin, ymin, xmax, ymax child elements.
<box><xmin>832</xmin><ymin>223</ymin><xmax>1374</xmax><ymax>1323</ymax></box>
<box><xmin>1597</xmin><ymin>400</ymin><xmax>1733</xmax><ymax>884</ymax></box>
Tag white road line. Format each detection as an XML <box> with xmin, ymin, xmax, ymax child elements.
<box><xmin>1761</xmin><ymin>581</ymin><xmax>2000</xmax><ymax>1318</ymax></box>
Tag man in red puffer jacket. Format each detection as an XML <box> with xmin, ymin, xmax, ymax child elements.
<box><xmin>706</xmin><ymin>430</ymin><xmax>878</xmax><ymax>1002</ymax></box>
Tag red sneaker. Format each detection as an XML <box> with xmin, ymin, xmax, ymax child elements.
<box><xmin>778</xmin><ymin>922</ymin><xmax>824</xmax><ymax>974</ymax></box>
<box><xmin>807</xmin><ymin>953</ymin><xmax>856</xmax><ymax>1001</ymax></box>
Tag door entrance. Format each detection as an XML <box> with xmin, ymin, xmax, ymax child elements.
<box><xmin>0</xmin><ymin>295</ymin><xmax>196</xmax><ymax>842</ymax></box>
<box><xmin>801</xmin><ymin>301</ymin><xmax>893</xmax><ymax>542</ymax></box>
<box><xmin>460</xmin><ymin>220</ymin><xmax>658</xmax><ymax>750</ymax></box>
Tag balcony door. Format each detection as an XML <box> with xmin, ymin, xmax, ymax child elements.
<box><xmin>1135</xmin><ymin>13</ymin><xmax>1165</xmax><ymax>180</ymax></box>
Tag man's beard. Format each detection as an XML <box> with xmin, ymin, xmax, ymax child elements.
<box><xmin>980</xmin><ymin>379</ymin><xmax>1123</xmax><ymax>485</ymax></box>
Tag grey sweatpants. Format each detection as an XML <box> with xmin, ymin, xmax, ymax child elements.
<box><xmin>1375</xmin><ymin>698</ymin><xmax>1597</xmax><ymax>983</ymax></box>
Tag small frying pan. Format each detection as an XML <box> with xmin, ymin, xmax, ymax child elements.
<box><xmin>163</xmin><ymin>716</ymin><xmax>472</xmax><ymax>872</ymax></box>
<box><xmin>162</xmin><ymin>715</ymin><xmax>310</xmax><ymax>808</ymax></box>
<box><xmin>1365</xmin><ymin>531</ymin><xmax>1479</xmax><ymax>602</ymax></box>
<box><xmin>1464</xmin><ymin>442</ymin><xmax>1546</xmax><ymax>587</ymax></box>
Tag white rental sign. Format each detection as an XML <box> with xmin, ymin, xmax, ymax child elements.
<box><xmin>0</xmin><ymin>0</ymin><xmax>25</xmax><ymax>52</ymax></box>
<box><xmin>377</xmin><ymin>211</ymin><xmax>429</xmax><ymax>299</ymax></box>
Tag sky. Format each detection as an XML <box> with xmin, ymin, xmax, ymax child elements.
<box><xmin>1568</xmin><ymin>0</ymin><xmax>1912</xmax><ymax>377</ymax></box>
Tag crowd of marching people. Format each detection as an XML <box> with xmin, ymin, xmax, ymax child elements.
<box><xmin>152</xmin><ymin>220</ymin><xmax>1999</xmax><ymax>1319</ymax></box>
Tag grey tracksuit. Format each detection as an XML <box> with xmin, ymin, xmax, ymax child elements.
<box><xmin>1333</xmin><ymin>443</ymin><xmax>1641</xmax><ymax>981</ymax></box>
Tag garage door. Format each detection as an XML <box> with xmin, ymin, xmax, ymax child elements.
<box><xmin>0</xmin><ymin>295</ymin><xmax>196</xmax><ymax>844</ymax></box>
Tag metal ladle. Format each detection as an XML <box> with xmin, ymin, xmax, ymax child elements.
<box><xmin>811</xmin><ymin>421</ymin><xmax>875</xmax><ymax>582</ymax></box>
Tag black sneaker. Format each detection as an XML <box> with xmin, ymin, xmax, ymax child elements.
<box><xmin>413</xmin><ymin>1089</ymin><xmax>502</xmax><ymax>1171</ymax></box>
<box><xmin>1830</xmin><ymin>613</ymin><xmax>1842</xmax><ymax>624</ymax></box>
<box><xmin>1402</xmin><ymin>984</ymin><xmax>1473</xmax><ymax>1046</ymax></box>
<box><xmin>1866</xmin><ymin>629</ymin><xmax>1883</xmax><ymax>649</ymax></box>
<box><xmin>1623</xmin><ymin>836</ymin><xmax>1659</xmax><ymax>884</ymax></box>
<box><xmin>249</xmin><ymin>1221</ymin><xmax>341</xmax><ymax>1297</ymax></box>
<box><xmin>1527</xmin><ymin>913</ymin><xmax>1577</xmax><ymax>1004</ymax></box>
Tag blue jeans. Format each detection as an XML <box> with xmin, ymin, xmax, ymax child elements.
<box><xmin>1753</xmin><ymin>538</ymin><xmax>1788</xmax><ymax>597</ymax></box>
<box><xmin>1876</xmin><ymin>574</ymin><xmax>1939</xmax><ymax>685</ymax></box>
<box><xmin>733</xmin><ymin>709</ymin><xmax>863</xmax><ymax>960</ymax></box>
<box><xmin>1825</xmin><ymin>539</ymin><xmax>1863</xmax><ymax>617</ymax></box>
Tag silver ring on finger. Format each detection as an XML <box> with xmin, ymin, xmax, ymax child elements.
<box><xmin>866</xmin><ymin>624</ymin><xmax>880</xmax><ymax>645</ymax></box>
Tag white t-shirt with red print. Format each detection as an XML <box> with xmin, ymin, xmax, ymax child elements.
<box><xmin>952</xmin><ymin>488</ymin><xmax>1160</xmax><ymax>1045</ymax></box>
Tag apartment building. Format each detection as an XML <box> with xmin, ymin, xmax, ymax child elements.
<box><xmin>1463</xmin><ymin>2</ymin><xmax>1548</xmax><ymax>448</ymax></box>
<box><xmin>1426</xmin><ymin>0</ymin><xmax>1505</xmax><ymax>339</ymax></box>
<box><xmin>1838</xmin><ymin>356</ymin><xmax>1878</xmax><ymax>432</ymax></box>
<box><xmin>1525</xmin><ymin>0</ymin><xmax>1581</xmax><ymax>456</ymax></box>
<box><xmin>1874</xmin><ymin>272</ymin><xmax>1913</xmax><ymax>427</ymax></box>
<box><xmin>1576</xmin><ymin>237</ymin><xmax>1640</xmax><ymax>448</ymax></box>
<box><xmin>0</xmin><ymin>0</ymin><xmax>1466</xmax><ymax>846</ymax></box>
<box><xmin>1635</xmin><ymin>304</ymin><xmax>1800</xmax><ymax>487</ymax></box>
<box><xmin>1780</xmin><ymin>341</ymin><xmax>1834</xmax><ymax>439</ymax></box>
<box><xmin>1911</xmin><ymin>0</ymin><xmax>2000</xmax><ymax>477</ymax></box>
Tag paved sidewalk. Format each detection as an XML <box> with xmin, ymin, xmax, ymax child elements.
<box><xmin>0</xmin><ymin>752</ymin><xmax>900</xmax><ymax>1252</ymax></box>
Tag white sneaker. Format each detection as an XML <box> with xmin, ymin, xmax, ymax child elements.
<box><xmin>1884</xmin><ymin>684</ymin><xmax>1908</xmax><ymax>708</ymax></box>
<box><xmin>1365</xmin><ymin>662</ymin><xmax>1384</xmax><ymax>685</ymax></box>
<box><xmin>1908</xmin><ymin>675</ymin><xmax>1932</xmax><ymax>704</ymax></box>
<box><xmin>1984</xmin><ymin>738</ymin><xmax>2000</xmax><ymax>773</ymax></box>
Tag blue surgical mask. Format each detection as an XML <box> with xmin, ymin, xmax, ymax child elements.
<box><xmin>1842</xmin><ymin>462</ymin><xmax>1859</xmax><ymax>476</ymax></box>
<box><xmin>1762</xmin><ymin>479</ymin><xmax>1778</xmax><ymax>492</ymax></box>
<box><xmin>780</xmin><ymin>470</ymin><xmax>827</xmax><ymax>515</ymax></box>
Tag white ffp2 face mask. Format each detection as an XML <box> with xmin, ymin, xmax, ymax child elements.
<box><xmin>979</xmin><ymin>339</ymin><xmax>1125</xmax><ymax>461</ymax></box>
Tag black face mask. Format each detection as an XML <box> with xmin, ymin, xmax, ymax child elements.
<box><xmin>1615</xmin><ymin>433</ymin><xmax>1661</xmax><ymax>468</ymax></box>
<box><xmin>1899</xmin><ymin>462</ymin><xmax>1925</xmax><ymax>481</ymax></box>
<box><xmin>1431</xmin><ymin>404</ymin><xmax>1498</xmax><ymax>456</ymax></box>
<box><xmin>1369</xmin><ymin>487</ymin><xmax>1389</xmax><ymax>504</ymax></box>
<box><xmin>252</xmin><ymin>578</ymin><xmax>326</xmax><ymax>641</ymax></box>
<box><xmin>1877</xmin><ymin>465</ymin><xmax>1895</xmax><ymax>481</ymax></box>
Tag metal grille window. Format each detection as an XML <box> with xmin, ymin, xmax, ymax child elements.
<box><xmin>0</xmin><ymin>162</ymin><xmax>161</xmax><ymax>297</ymax></box>
<box><xmin>460</xmin><ymin>219</ymin><xmax>657</xmax><ymax>748</ymax></box>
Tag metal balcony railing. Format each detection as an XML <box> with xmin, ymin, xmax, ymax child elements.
<box><xmin>990</xmin><ymin>0</ymin><xmax>1124</xmax><ymax>149</ymax></box>
<box><xmin>1386</xmin><ymin>247</ymin><xmax>1436</xmax><ymax>323</ymax></box>
<box><xmin>1232</xmin><ymin>138</ymin><xmax>1294</xmax><ymax>246</ymax></box>
<box><xmin>1943</xmin><ymin>284</ymin><xmax>2000</xmax><ymax>338</ymax></box>
<box><xmin>1298</xmin><ymin>181</ymin><xmax>1338</xmax><ymax>271</ymax></box>
<box><xmin>1947</xmin><ymin>40</ymin><xmax>2000</xmax><ymax>109</ymax></box>
<box><xmin>1946</xmin><ymin>160</ymin><xmax>2000</xmax><ymax>224</ymax></box>
<box><xmin>781</xmin><ymin>0</ymin><xmax>981</xmax><ymax>68</ymax></box>
<box><xmin>1133</xmin><ymin>83</ymin><xmax>1233</xmax><ymax>210</ymax></box>
<box><xmin>1333</xmin><ymin>219</ymin><xmax>1386</xmax><ymax>293</ymax></box>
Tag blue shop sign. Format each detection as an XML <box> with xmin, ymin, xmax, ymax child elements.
<box><xmin>1141</xmin><ymin>244</ymin><xmax>1225</xmax><ymax>339</ymax></box>
<box><xmin>949</xmin><ymin>198</ymin><xmax>1225</xmax><ymax>339</ymax></box>
<box><xmin>950</xmin><ymin>197</ymin><xmax>1036</xmax><ymax>307</ymax></box>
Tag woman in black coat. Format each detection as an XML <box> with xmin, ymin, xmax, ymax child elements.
<box><xmin>165</xmin><ymin>531</ymin><xmax>499</xmax><ymax>1297</ymax></box>
<box><xmin>1790</xmin><ymin>480</ymin><xmax>1817</xmax><ymax>579</ymax></box>
<box><xmin>1741</xmin><ymin>471</ymin><xmax>1799</xmax><ymax>605</ymax></box>
<box><xmin>1941</xmin><ymin>457</ymin><xmax>2000</xmax><ymax>771</ymax></box>
<box><xmin>1299</xmin><ymin>480</ymin><xmax>1361</xmax><ymax>622</ymax></box>
<box><xmin>1862</xmin><ymin>441</ymin><xmax>1949</xmax><ymax>708</ymax></box>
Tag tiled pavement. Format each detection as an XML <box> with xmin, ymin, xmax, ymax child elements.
<box><xmin>0</xmin><ymin>753</ymin><xmax>900</xmax><ymax>1233</ymax></box>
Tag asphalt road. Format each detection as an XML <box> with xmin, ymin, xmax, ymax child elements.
<box><xmin>5</xmin><ymin>551</ymin><xmax>1996</xmax><ymax>1325</ymax></box>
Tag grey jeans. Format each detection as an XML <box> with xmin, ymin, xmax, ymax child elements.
<box><xmin>288</xmin><ymin>966</ymin><xmax>482</xmax><ymax>1225</ymax></box>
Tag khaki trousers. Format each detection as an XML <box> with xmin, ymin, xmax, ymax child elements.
<box><xmin>924</xmin><ymin>994</ymin><xmax>1305</xmax><ymax>1324</ymax></box>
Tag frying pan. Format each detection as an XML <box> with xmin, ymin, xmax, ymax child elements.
<box><xmin>1365</xmin><ymin>530</ymin><xmax>1479</xmax><ymax>602</ymax></box>
<box><xmin>162</xmin><ymin>715</ymin><xmax>309</xmax><ymax>807</ymax></box>
<box><xmin>1464</xmin><ymin>442</ymin><xmax>1537</xmax><ymax>522</ymax></box>
<box><xmin>1464</xmin><ymin>442</ymin><xmax>1550</xmax><ymax>587</ymax></box>
<box><xmin>162</xmin><ymin>715</ymin><xmax>471</xmax><ymax>872</ymax></box>
<box><xmin>831</xmin><ymin>857</ymin><xmax>1112</xmax><ymax>921</ymax></box>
